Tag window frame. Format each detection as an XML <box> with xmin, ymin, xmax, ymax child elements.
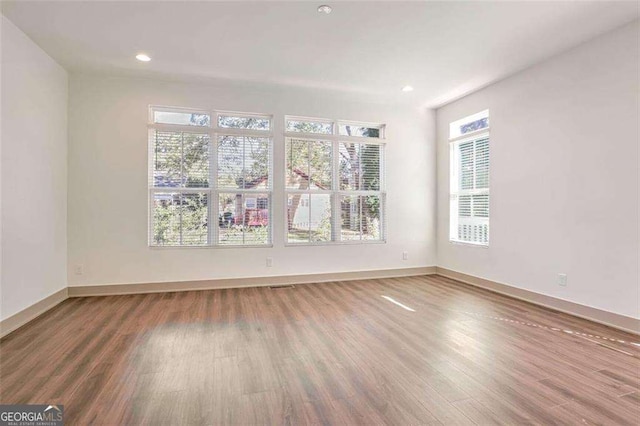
<box><xmin>284</xmin><ymin>116</ymin><xmax>386</xmax><ymax>246</ymax></box>
<box><xmin>148</xmin><ymin>106</ymin><xmax>273</xmax><ymax>248</ymax></box>
<box><xmin>449</xmin><ymin>112</ymin><xmax>490</xmax><ymax>247</ymax></box>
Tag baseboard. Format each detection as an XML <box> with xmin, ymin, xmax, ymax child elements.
<box><xmin>7</xmin><ymin>266</ymin><xmax>635</xmax><ymax>339</ymax></box>
<box><xmin>68</xmin><ymin>266</ymin><xmax>437</xmax><ymax>297</ymax></box>
<box><xmin>0</xmin><ymin>288</ymin><xmax>69</xmax><ymax>339</ymax></box>
<box><xmin>436</xmin><ymin>267</ymin><xmax>640</xmax><ymax>336</ymax></box>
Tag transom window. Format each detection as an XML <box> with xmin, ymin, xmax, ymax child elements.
<box><xmin>149</xmin><ymin>107</ymin><xmax>272</xmax><ymax>247</ymax></box>
<box><xmin>449</xmin><ymin>110</ymin><xmax>490</xmax><ymax>246</ymax></box>
<box><xmin>285</xmin><ymin>116</ymin><xmax>386</xmax><ymax>244</ymax></box>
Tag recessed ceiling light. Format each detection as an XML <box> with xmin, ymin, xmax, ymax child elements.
<box><xmin>136</xmin><ymin>53</ymin><xmax>151</xmax><ymax>62</ymax></box>
<box><xmin>317</xmin><ymin>5</ymin><xmax>332</xmax><ymax>14</ymax></box>
<box><xmin>402</xmin><ymin>85</ymin><xmax>414</xmax><ymax>92</ymax></box>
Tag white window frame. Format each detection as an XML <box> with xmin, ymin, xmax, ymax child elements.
<box><xmin>284</xmin><ymin>115</ymin><xmax>386</xmax><ymax>246</ymax></box>
<box><xmin>148</xmin><ymin>106</ymin><xmax>273</xmax><ymax>248</ymax></box>
<box><xmin>449</xmin><ymin>111</ymin><xmax>490</xmax><ymax>247</ymax></box>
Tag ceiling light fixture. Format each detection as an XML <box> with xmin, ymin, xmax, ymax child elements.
<box><xmin>402</xmin><ymin>85</ymin><xmax>414</xmax><ymax>92</ymax></box>
<box><xmin>317</xmin><ymin>5</ymin><xmax>332</xmax><ymax>14</ymax></box>
<box><xmin>136</xmin><ymin>53</ymin><xmax>151</xmax><ymax>62</ymax></box>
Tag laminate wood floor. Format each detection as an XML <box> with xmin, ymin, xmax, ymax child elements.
<box><xmin>1</xmin><ymin>275</ymin><xmax>639</xmax><ymax>425</ymax></box>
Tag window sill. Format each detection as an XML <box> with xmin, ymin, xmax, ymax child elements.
<box><xmin>284</xmin><ymin>240</ymin><xmax>386</xmax><ymax>247</ymax></box>
<box><xmin>449</xmin><ymin>240</ymin><xmax>489</xmax><ymax>248</ymax></box>
<box><xmin>149</xmin><ymin>244</ymin><xmax>274</xmax><ymax>250</ymax></box>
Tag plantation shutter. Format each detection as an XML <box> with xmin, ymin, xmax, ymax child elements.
<box><xmin>449</xmin><ymin>110</ymin><xmax>490</xmax><ymax>246</ymax></box>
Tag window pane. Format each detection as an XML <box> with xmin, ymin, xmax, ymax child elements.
<box><xmin>152</xmin><ymin>192</ymin><xmax>208</xmax><ymax>246</ymax></box>
<box><xmin>286</xmin><ymin>119</ymin><xmax>332</xmax><ymax>134</ymax></box>
<box><xmin>475</xmin><ymin>137</ymin><xmax>489</xmax><ymax>189</ymax></box>
<box><xmin>217</xmin><ymin>136</ymin><xmax>270</xmax><ymax>189</ymax></box>
<box><xmin>287</xmin><ymin>193</ymin><xmax>331</xmax><ymax>243</ymax></box>
<box><xmin>154</xmin><ymin>110</ymin><xmax>210</xmax><ymax>127</ymax></box>
<box><xmin>460</xmin><ymin>117</ymin><xmax>488</xmax><ymax>135</ymax></box>
<box><xmin>181</xmin><ymin>193</ymin><xmax>209</xmax><ymax>245</ymax></box>
<box><xmin>361</xmin><ymin>195</ymin><xmax>382</xmax><ymax>240</ymax></box>
<box><xmin>340</xmin><ymin>195</ymin><xmax>382</xmax><ymax>241</ymax></box>
<box><xmin>310</xmin><ymin>142</ymin><xmax>332</xmax><ymax>190</ymax></box>
<box><xmin>218</xmin><ymin>115</ymin><xmax>270</xmax><ymax>130</ymax></box>
<box><xmin>153</xmin><ymin>131</ymin><xmax>182</xmax><ymax>188</ymax></box>
<box><xmin>458</xmin><ymin>141</ymin><xmax>474</xmax><ymax>191</ymax></box>
<box><xmin>153</xmin><ymin>192</ymin><xmax>181</xmax><ymax>245</ymax></box>
<box><xmin>286</xmin><ymin>139</ymin><xmax>309</xmax><ymax>190</ymax></box>
<box><xmin>310</xmin><ymin>194</ymin><xmax>332</xmax><ymax>242</ymax></box>
<box><xmin>153</xmin><ymin>131</ymin><xmax>209</xmax><ymax>188</ymax></box>
<box><xmin>287</xmin><ymin>193</ymin><xmax>310</xmax><ymax>243</ymax></box>
<box><xmin>286</xmin><ymin>139</ymin><xmax>332</xmax><ymax>190</ymax></box>
<box><xmin>183</xmin><ymin>133</ymin><xmax>210</xmax><ymax>187</ymax></box>
<box><xmin>218</xmin><ymin>193</ymin><xmax>270</xmax><ymax>245</ymax></box>
<box><xmin>339</xmin><ymin>143</ymin><xmax>381</xmax><ymax>191</ymax></box>
<box><xmin>449</xmin><ymin>110</ymin><xmax>488</xmax><ymax>139</ymax></box>
<box><xmin>338</xmin><ymin>124</ymin><xmax>381</xmax><ymax>138</ymax></box>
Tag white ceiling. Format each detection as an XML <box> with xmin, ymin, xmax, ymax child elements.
<box><xmin>2</xmin><ymin>1</ymin><xmax>638</xmax><ymax>107</ymax></box>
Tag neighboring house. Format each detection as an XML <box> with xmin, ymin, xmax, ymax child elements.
<box><xmin>287</xmin><ymin>168</ymin><xmax>330</xmax><ymax>232</ymax></box>
<box><xmin>288</xmin><ymin>191</ymin><xmax>331</xmax><ymax>231</ymax></box>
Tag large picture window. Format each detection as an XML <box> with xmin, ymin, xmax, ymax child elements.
<box><xmin>449</xmin><ymin>110</ymin><xmax>490</xmax><ymax>246</ymax></box>
<box><xmin>285</xmin><ymin>116</ymin><xmax>385</xmax><ymax>244</ymax></box>
<box><xmin>149</xmin><ymin>107</ymin><xmax>272</xmax><ymax>247</ymax></box>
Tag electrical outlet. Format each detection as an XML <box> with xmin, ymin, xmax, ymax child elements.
<box><xmin>402</xmin><ymin>251</ymin><xmax>409</xmax><ymax>260</ymax></box>
<box><xmin>266</xmin><ymin>257</ymin><xmax>273</xmax><ymax>267</ymax></box>
<box><xmin>557</xmin><ymin>273</ymin><xmax>567</xmax><ymax>286</ymax></box>
<box><xmin>75</xmin><ymin>265</ymin><xmax>84</xmax><ymax>275</ymax></box>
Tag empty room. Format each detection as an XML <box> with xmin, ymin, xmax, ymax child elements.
<box><xmin>1</xmin><ymin>1</ymin><xmax>638</xmax><ymax>424</ymax></box>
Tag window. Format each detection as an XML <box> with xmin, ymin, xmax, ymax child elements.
<box><xmin>449</xmin><ymin>110</ymin><xmax>489</xmax><ymax>245</ymax></box>
<box><xmin>285</xmin><ymin>116</ymin><xmax>385</xmax><ymax>244</ymax></box>
<box><xmin>149</xmin><ymin>107</ymin><xmax>272</xmax><ymax>247</ymax></box>
<box><xmin>286</xmin><ymin>117</ymin><xmax>333</xmax><ymax>134</ymax></box>
<box><xmin>338</xmin><ymin>122</ymin><xmax>384</xmax><ymax>138</ymax></box>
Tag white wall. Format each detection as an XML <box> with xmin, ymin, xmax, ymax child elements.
<box><xmin>1</xmin><ymin>16</ymin><xmax>68</xmax><ymax>320</ymax></box>
<box><xmin>67</xmin><ymin>74</ymin><xmax>436</xmax><ymax>286</ymax></box>
<box><xmin>436</xmin><ymin>21</ymin><xmax>639</xmax><ymax>319</ymax></box>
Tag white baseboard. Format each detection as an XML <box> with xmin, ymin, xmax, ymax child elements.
<box><xmin>67</xmin><ymin>266</ymin><xmax>437</xmax><ymax>297</ymax></box>
<box><xmin>4</xmin><ymin>266</ymin><xmax>637</xmax><ymax>339</ymax></box>
<box><xmin>0</xmin><ymin>288</ymin><xmax>69</xmax><ymax>338</ymax></box>
<box><xmin>436</xmin><ymin>267</ymin><xmax>640</xmax><ymax>336</ymax></box>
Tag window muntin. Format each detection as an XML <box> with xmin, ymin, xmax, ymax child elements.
<box><xmin>449</xmin><ymin>111</ymin><xmax>490</xmax><ymax>246</ymax></box>
<box><xmin>149</xmin><ymin>106</ymin><xmax>272</xmax><ymax>247</ymax></box>
<box><xmin>285</xmin><ymin>116</ymin><xmax>385</xmax><ymax>245</ymax></box>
